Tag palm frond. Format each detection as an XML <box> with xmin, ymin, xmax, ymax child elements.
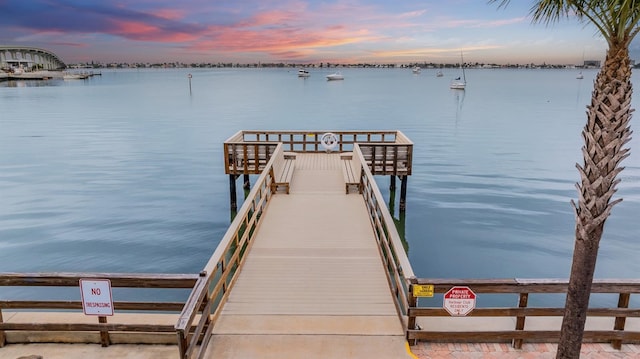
<box><xmin>490</xmin><ymin>0</ymin><xmax>640</xmax><ymax>46</ymax></box>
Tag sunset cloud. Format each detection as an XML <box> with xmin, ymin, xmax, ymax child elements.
<box><xmin>0</xmin><ymin>0</ymin><xmax>612</xmax><ymax>64</ymax></box>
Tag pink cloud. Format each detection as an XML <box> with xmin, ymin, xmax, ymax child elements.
<box><xmin>150</xmin><ymin>9</ymin><xmax>186</xmax><ymax>21</ymax></box>
<box><xmin>110</xmin><ymin>20</ymin><xmax>199</xmax><ymax>42</ymax></box>
<box><xmin>178</xmin><ymin>3</ymin><xmax>384</xmax><ymax>61</ymax></box>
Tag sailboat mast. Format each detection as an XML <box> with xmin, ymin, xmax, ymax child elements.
<box><xmin>461</xmin><ymin>51</ymin><xmax>466</xmax><ymax>82</ymax></box>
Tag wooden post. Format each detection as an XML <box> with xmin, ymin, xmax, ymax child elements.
<box><xmin>243</xmin><ymin>174</ymin><xmax>251</xmax><ymax>190</ymax></box>
<box><xmin>389</xmin><ymin>175</ymin><xmax>396</xmax><ymax>191</ymax></box>
<box><xmin>0</xmin><ymin>308</ymin><xmax>5</xmax><ymax>347</ymax></box>
<box><xmin>513</xmin><ymin>292</ymin><xmax>528</xmax><ymax>349</ymax></box>
<box><xmin>407</xmin><ymin>283</ymin><xmax>418</xmax><ymax>346</ymax></box>
<box><xmin>98</xmin><ymin>316</ymin><xmax>110</xmax><ymax>347</ymax></box>
<box><xmin>176</xmin><ymin>329</ymin><xmax>188</xmax><ymax>359</ymax></box>
<box><xmin>199</xmin><ymin>270</ymin><xmax>210</xmax><ymax>345</ymax></box>
<box><xmin>229</xmin><ymin>174</ymin><xmax>237</xmax><ymax>213</ymax></box>
<box><xmin>612</xmin><ymin>292</ymin><xmax>630</xmax><ymax>349</ymax></box>
<box><xmin>399</xmin><ymin>176</ymin><xmax>408</xmax><ymax>212</ymax></box>
<box><xmin>388</xmin><ymin>184</ymin><xmax>396</xmax><ymax>215</ymax></box>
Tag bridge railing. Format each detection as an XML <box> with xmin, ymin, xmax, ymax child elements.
<box><xmin>224</xmin><ymin>130</ymin><xmax>412</xmax><ymax>176</ymax></box>
<box><xmin>0</xmin><ymin>272</ymin><xmax>199</xmax><ymax>347</ymax></box>
<box><xmin>175</xmin><ymin>143</ymin><xmax>284</xmax><ymax>359</ymax></box>
<box><xmin>406</xmin><ymin>278</ymin><xmax>640</xmax><ymax>349</ymax></box>
<box><xmin>353</xmin><ymin>144</ymin><xmax>415</xmax><ymax>329</ymax></box>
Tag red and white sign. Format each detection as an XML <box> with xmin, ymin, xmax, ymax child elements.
<box><xmin>79</xmin><ymin>279</ymin><xmax>114</xmax><ymax>316</ymax></box>
<box><xmin>443</xmin><ymin>286</ymin><xmax>476</xmax><ymax>316</ymax></box>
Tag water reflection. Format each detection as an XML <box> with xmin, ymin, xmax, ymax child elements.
<box><xmin>1</xmin><ymin>79</ymin><xmax>61</xmax><ymax>88</ymax></box>
<box><xmin>388</xmin><ymin>181</ymin><xmax>409</xmax><ymax>254</ymax></box>
<box><xmin>453</xmin><ymin>89</ymin><xmax>465</xmax><ymax>124</ymax></box>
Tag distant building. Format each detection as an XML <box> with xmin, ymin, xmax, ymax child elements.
<box><xmin>583</xmin><ymin>60</ymin><xmax>601</xmax><ymax>68</ymax></box>
<box><xmin>0</xmin><ymin>46</ymin><xmax>66</xmax><ymax>70</ymax></box>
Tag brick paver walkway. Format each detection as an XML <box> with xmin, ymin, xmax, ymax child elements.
<box><xmin>410</xmin><ymin>342</ymin><xmax>640</xmax><ymax>358</ymax></box>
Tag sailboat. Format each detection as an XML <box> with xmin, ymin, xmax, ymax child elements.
<box><xmin>577</xmin><ymin>50</ymin><xmax>585</xmax><ymax>79</ymax></box>
<box><xmin>450</xmin><ymin>51</ymin><xmax>466</xmax><ymax>90</ymax></box>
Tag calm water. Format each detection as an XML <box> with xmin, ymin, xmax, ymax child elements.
<box><xmin>2</xmin><ymin>68</ymin><xmax>639</xmax><ymax>305</ymax></box>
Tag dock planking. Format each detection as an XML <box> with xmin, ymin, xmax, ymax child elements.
<box><xmin>206</xmin><ymin>152</ymin><xmax>412</xmax><ymax>358</ymax></box>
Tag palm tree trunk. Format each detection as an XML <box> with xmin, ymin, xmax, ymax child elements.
<box><xmin>556</xmin><ymin>43</ymin><xmax>633</xmax><ymax>359</ymax></box>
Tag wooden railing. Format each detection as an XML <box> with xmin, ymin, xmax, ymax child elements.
<box><xmin>353</xmin><ymin>144</ymin><xmax>415</xmax><ymax>327</ymax></box>
<box><xmin>175</xmin><ymin>144</ymin><xmax>283</xmax><ymax>359</ymax></box>
<box><xmin>359</xmin><ymin>144</ymin><xmax>412</xmax><ymax>176</ymax></box>
<box><xmin>223</xmin><ymin>130</ymin><xmax>413</xmax><ymax>176</ymax></box>
<box><xmin>0</xmin><ymin>272</ymin><xmax>199</xmax><ymax>347</ymax></box>
<box><xmin>224</xmin><ymin>141</ymin><xmax>279</xmax><ymax>175</ymax></box>
<box><xmin>236</xmin><ymin>130</ymin><xmax>401</xmax><ymax>152</ymax></box>
<box><xmin>0</xmin><ymin>145</ymin><xmax>288</xmax><ymax>358</ymax></box>
<box><xmin>406</xmin><ymin>278</ymin><xmax>640</xmax><ymax>349</ymax></box>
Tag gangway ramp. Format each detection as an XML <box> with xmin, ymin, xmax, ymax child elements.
<box><xmin>206</xmin><ymin>153</ymin><xmax>412</xmax><ymax>358</ymax></box>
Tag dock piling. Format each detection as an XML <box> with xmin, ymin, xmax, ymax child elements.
<box><xmin>229</xmin><ymin>174</ymin><xmax>238</xmax><ymax>212</ymax></box>
<box><xmin>243</xmin><ymin>174</ymin><xmax>251</xmax><ymax>190</ymax></box>
<box><xmin>399</xmin><ymin>176</ymin><xmax>408</xmax><ymax>212</ymax></box>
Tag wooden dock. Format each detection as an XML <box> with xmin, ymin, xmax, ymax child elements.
<box><xmin>3</xmin><ymin>130</ymin><xmax>640</xmax><ymax>359</ymax></box>
<box><xmin>206</xmin><ymin>153</ymin><xmax>411</xmax><ymax>358</ymax></box>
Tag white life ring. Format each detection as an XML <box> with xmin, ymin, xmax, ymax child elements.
<box><xmin>320</xmin><ymin>132</ymin><xmax>339</xmax><ymax>152</ymax></box>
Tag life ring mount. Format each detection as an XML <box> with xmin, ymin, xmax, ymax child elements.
<box><xmin>320</xmin><ymin>132</ymin><xmax>339</xmax><ymax>152</ymax></box>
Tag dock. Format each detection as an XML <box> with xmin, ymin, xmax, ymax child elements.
<box><xmin>206</xmin><ymin>152</ymin><xmax>410</xmax><ymax>358</ymax></box>
<box><xmin>2</xmin><ymin>130</ymin><xmax>640</xmax><ymax>359</ymax></box>
<box><xmin>0</xmin><ymin>70</ymin><xmax>101</xmax><ymax>82</ymax></box>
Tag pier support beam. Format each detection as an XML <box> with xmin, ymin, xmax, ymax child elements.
<box><xmin>399</xmin><ymin>176</ymin><xmax>408</xmax><ymax>212</ymax></box>
<box><xmin>388</xmin><ymin>184</ymin><xmax>396</xmax><ymax>215</ymax></box>
<box><xmin>229</xmin><ymin>174</ymin><xmax>238</xmax><ymax>213</ymax></box>
<box><xmin>389</xmin><ymin>175</ymin><xmax>396</xmax><ymax>191</ymax></box>
<box><xmin>243</xmin><ymin>174</ymin><xmax>251</xmax><ymax>190</ymax></box>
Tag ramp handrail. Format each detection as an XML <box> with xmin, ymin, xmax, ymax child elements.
<box><xmin>353</xmin><ymin>144</ymin><xmax>415</xmax><ymax>329</ymax></box>
<box><xmin>175</xmin><ymin>144</ymin><xmax>285</xmax><ymax>359</ymax></box>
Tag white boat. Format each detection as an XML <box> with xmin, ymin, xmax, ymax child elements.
<box><xmin>450</xmin><ymin>77</ymin><xmax>465</xmax><ymax>89</ymax></box>
<box><xmin>297</xmin><ymin>69</ymin><xmax>310</xmax><ymax>78</ymax></box>
<box><xmin>326</xmin><ymin>72</ymin><xmax>344</xmax><ymax>81</ymax></box>
<box><xmin>412</xmin><ymin>66</ymin><xmax>421</xmax><ymax>74</ymax></box>
<box><xmin>63</xmin><ymin>72</ymin><xmax>89</xmax><ymax>80</ymax></box>
<box><xmin>450</xmin><ymin>52</ymin><xmax>466</xmax><ymax>90</ymax></box>
<box><xmin>436</xmin><ymin>70</ymin><xmax>444</xmax><ymax>77</ymax></box>
<box><xmin>12</xmin><ymin>66</ymin><xmax>25</xmax><ymax>75</ymax></box>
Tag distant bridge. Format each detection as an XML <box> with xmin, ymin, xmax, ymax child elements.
<box><xmin>0</xmin><ymin>46</ymin><xmax>66</xmax><ymax>70</ymax></box>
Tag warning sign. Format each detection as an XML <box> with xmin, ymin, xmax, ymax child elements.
<box><xmin>412</xmin><ymin>284</ymin><xmax>434</xmax><ymax>297</ymax></box>
<box><xmin>443</xmin><ymin>286</ymin><xmax>476</xmax><ymax>316</ymax></box>
<box><xmin>79</xmin><ymin>279</ymin><xmax>114</xmax><ymax>316</ymax></box>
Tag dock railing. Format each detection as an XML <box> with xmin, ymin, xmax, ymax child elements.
<box><xmin>406</xmin><ymin>278</ymin><xmax>640</xmax><ymax>349</ymax></box>
<box><xmin>224</xmin><ymin>130</ymin><xmax>412</xmax><ymax>176</ymax></box>
<box><xmin>353</xmin><ymin>144</ymin><xmax>415</xmax><ymax>328</ymax></box>
<box><xmin>0</xmin><ymin>272</ymin><xmax>199</xmax><ymax>347</ymax></box>
<box><xmin>175</xmin><ymin>143</ymin><xmax>285</xmax><ymax>359</ymax></box>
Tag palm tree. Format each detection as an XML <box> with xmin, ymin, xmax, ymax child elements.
<box><xmin>490</xmin><ymin>1</ymin><xmax>637</xmax><ymax>358</ymax></box>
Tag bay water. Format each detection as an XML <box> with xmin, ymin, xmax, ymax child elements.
<box><xmin>1</xmin><ymin>67</ymin><xmax>639</xmax><ymax>306</ymax></box>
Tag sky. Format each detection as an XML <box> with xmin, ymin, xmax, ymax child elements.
<box><xmin>0</xmin><ymin>0</ymin><xmax>632</xmax><ymax>65</ymax></box>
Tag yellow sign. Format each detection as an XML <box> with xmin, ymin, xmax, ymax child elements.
<box><xmin>412</xmin><ymin>284</ymin><xmax>434</xmax><ymax>297</ymax></box>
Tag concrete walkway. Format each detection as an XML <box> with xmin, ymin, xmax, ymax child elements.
<box><xmin>3</xmin><ymin>341</ymin><xmax>640</xmax><ymax>359</ymax></box>
<box><xmin>0</xmin><ymin>343</ymin><xmax>178</xmax><ymax>359</ymax></box>
<box><xmin>410</xmin><ymin>342</ymin><xmax>640</xmax><ymax>358</ymax></box>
